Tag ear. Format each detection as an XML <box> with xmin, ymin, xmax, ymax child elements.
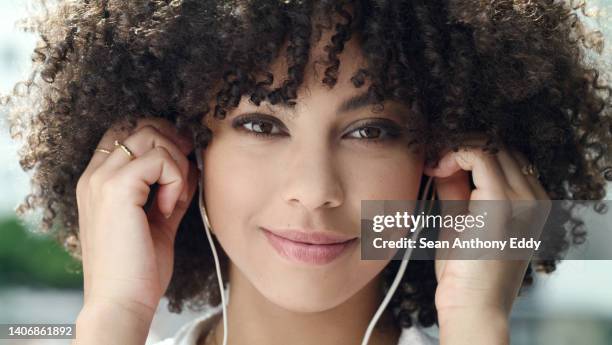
<box><xmin>423</xmin><ymin>149</ymin><xmax>462</xmax><ymax>179</ymax></box>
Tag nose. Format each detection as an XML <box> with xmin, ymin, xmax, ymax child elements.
<box><xmin>281</xmin><ymin>141</ymin><xmax>344</xmax><ymax>211</ymax></box>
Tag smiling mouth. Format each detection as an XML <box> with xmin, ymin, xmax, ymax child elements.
<box><xmin>260</xmin><ymin>227</ymin><xmax>358</xmax><ymax>265</ymax></box>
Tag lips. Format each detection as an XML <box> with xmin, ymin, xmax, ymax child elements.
<box><xmin>261</xmin><ymin>227</ymin><xmax>358</xmax><ymax>265</ymax></box>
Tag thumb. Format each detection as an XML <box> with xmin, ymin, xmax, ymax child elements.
<box><xmin>150</xmin><ymin>161</ymin><xmax>199</xmax><ymax>239</ymax></box>
<box><xmin>433</xmin><ymin>168</ymin><xmax>471</xmax><ymax>272</ymax></box>
<box><xmin>435</xmin><ymin>168</ymin><xmax>471</xmax><ymax>219</ymax></box>
<box><xmin>424</xmin><ymin>149</ymin><xmax>471</xmax><ymax>214</ymax></box>
<box><xmin>435</xmin><ymin>168</ymin><xmax>471</xmax><ymax>201</ymax></box>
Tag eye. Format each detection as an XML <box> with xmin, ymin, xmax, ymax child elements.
<box><xmin>344</xmin><ymin>119</ymin><xmax>403</xmax><ymax>143</ymax></box>
<box><xmin>232</xmin><ymin>114</ymin><xmax>286</xmax><ymax>137</ymax></box>
<box><xmin>232</xmin><ymin>114</ymin><xmax>405</xmax><ymax>144</ymax></box>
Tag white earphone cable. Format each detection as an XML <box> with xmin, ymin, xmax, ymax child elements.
<box><xmin>196</xmin><ymin>149</ymin><xmax>229</xmax><ymax>345</ymax></box>
<box><xmin>359</xmin><ymin>175</ymin><xmax>435</xmax><ymax>345</ymax></box>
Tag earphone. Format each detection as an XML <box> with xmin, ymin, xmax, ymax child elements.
<box><xmin>196</xmin><ymin>148</ymin><xmax>228</xmax><ymax>345</ymax></box>
<box><xmin>194</xmin><ymin>147</ymin><xmax>435</xmax><ymax>345</ymax></box>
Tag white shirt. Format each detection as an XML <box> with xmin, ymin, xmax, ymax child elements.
<box><xmin>151</xmin><ymin>304</ymin><xmax>438</xmax><ymax>345</ymax></box>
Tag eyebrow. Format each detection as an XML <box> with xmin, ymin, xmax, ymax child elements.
<box><xmin>266</xmin><ymin>91</ymin><xmax>374</xmax><ymax>115</ymax></box>
<box><xmin>337</xmin><ymin>91</ymin><xmax>373</xmax><ymax>113</ymax></box>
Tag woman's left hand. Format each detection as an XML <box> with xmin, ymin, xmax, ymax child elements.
<box><xmin>424</xmin><ymin>140</ymin><xmax>550</xmax><ymax>345</ymax></box>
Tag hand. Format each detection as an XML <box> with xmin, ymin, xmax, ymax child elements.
<box><xmin>75</xmin><ymin>118</ymin><xmax>197</xmax><ymax>320</ymax></box>
<box><xmin>424</xmin><ymin>140</ymin><xmax>550</xmax><ymax>344</ymax></box>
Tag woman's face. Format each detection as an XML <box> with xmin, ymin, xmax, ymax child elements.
<box><xmin>200</xmin><ymin>34</ymin><xmax>425</xmax><ymax>312</ymax></box>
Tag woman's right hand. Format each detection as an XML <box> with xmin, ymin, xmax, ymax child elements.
<box><xmin>75</xmin><ymin>118</ymin><xmax>197</xmax><ymax>324</ymax></box>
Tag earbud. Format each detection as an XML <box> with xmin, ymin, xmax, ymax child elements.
<box><xmin>195</xmin><ymin>147</ymin><xmax>213</xmax><ymax>232</ymax></box>
<box><xmin>195</xmin><ymin>147</ymin><xmax>203</xmax><ymax>172</ymax></box>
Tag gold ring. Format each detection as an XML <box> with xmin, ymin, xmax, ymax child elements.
<box><xmin>95</xmin><ymin>148</ymin><xmax>112</xmax><ymax>154</ymax></box>
<box><xmin>113</xmin><ymin>140</ymin><xmax>135</xmax><ymax>160</ymax></box>
<box><xmin>521</xmin><ymin>163</ymin><xmax>540</xmax><ymax>178</ymax></box>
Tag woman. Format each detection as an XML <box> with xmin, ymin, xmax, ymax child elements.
<box><xmin>4</xmin><ymin>0</ymin><xmax>611</xmax><ymax>344</ymax></box>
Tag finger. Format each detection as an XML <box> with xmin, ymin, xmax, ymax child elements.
<box><xmin>87</xmin><ymin>118</ymin><xmax>193</xmax><ymax>174</ymax></box>
<box><xmin>452</xmin><ymin>146</ymin><xmax>509</xmax><ymax>200</ymax></box>
<box><xmin>423</xmin><ymin>147</ymin><xmax>461</xmax><ymax>179</ymax></box>
<box><xmin>433</xmin><ymin>169</ymin><xmax>471</xmax><ymax>265</ymax></box>
<box><xmin>495</xmin><ymin>147</ymin><xmax>537</xmax><ymax>199</ymax></box>
<box><xmin>111</xmin><ymin>146</ymin><xmax>185</xmax><ymax>218</ymax></box>
<box><xmin>149</xmin><ymin>161</ymin><xmax>199</xmax><ymax>239</ymax></box>
<box><xmin>508</xmin><ymin>150</ymin><xmax>549</xmax><ymax>200</ymax></box>
<box><xmin>96</xmin><ymin>125</ymin><xmax>190</xmax><ymax>192</ymax></box>
<box><xmin>434</xmin><ymin>168</ymin><xmax>471</xmax><ymax>201</ymax></box>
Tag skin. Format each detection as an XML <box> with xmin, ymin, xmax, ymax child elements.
<box><xmin>199</xmin><ymin>31</ymin><xmax>421</xmax><ymax>345</ymax></box>
<box><xmin>72</xmin><ymin>27</ymin><xmax>550</xmax><ymax>345</ymax></box>
<box><xmin>428</xmin><ymin>144</ymin><xmax>550</xmax><ymax>345</ymax></box>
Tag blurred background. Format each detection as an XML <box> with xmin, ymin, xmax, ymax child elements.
<box><xmin>0</xmin><ymin>1</ymin><xmax>611</xmax><ymax>345</ymax></box>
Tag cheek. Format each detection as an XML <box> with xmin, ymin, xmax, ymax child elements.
<box><xmin>201</xmin><ymin>141</ymin><xmax>274</xmax><ymax>251</ymax></box>
<box><xmin>342</xmin><ymin>151</ymin><xmax>424</xmax><ymax>201</ymax></box>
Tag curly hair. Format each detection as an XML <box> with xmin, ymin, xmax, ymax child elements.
<box><xmin>4</xmin><ymin>0</ymin><xmax>612</xmax><ymax>330</ymax></box>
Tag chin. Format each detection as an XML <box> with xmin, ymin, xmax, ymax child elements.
<box><xmin>258</xmin><ymin>280</ymin><xmax>355</xmax><ymax>313</ymax></box>
<box><xmin>246</xmin><ymin>260</ymin><xmax>366</xmax><ymax>313</ymax></box>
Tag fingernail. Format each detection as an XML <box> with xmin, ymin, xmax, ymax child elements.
<box><xmin>164</xmin><ymin>210</ymin><xmax>173</xmax><ymax>219</ymax></box>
